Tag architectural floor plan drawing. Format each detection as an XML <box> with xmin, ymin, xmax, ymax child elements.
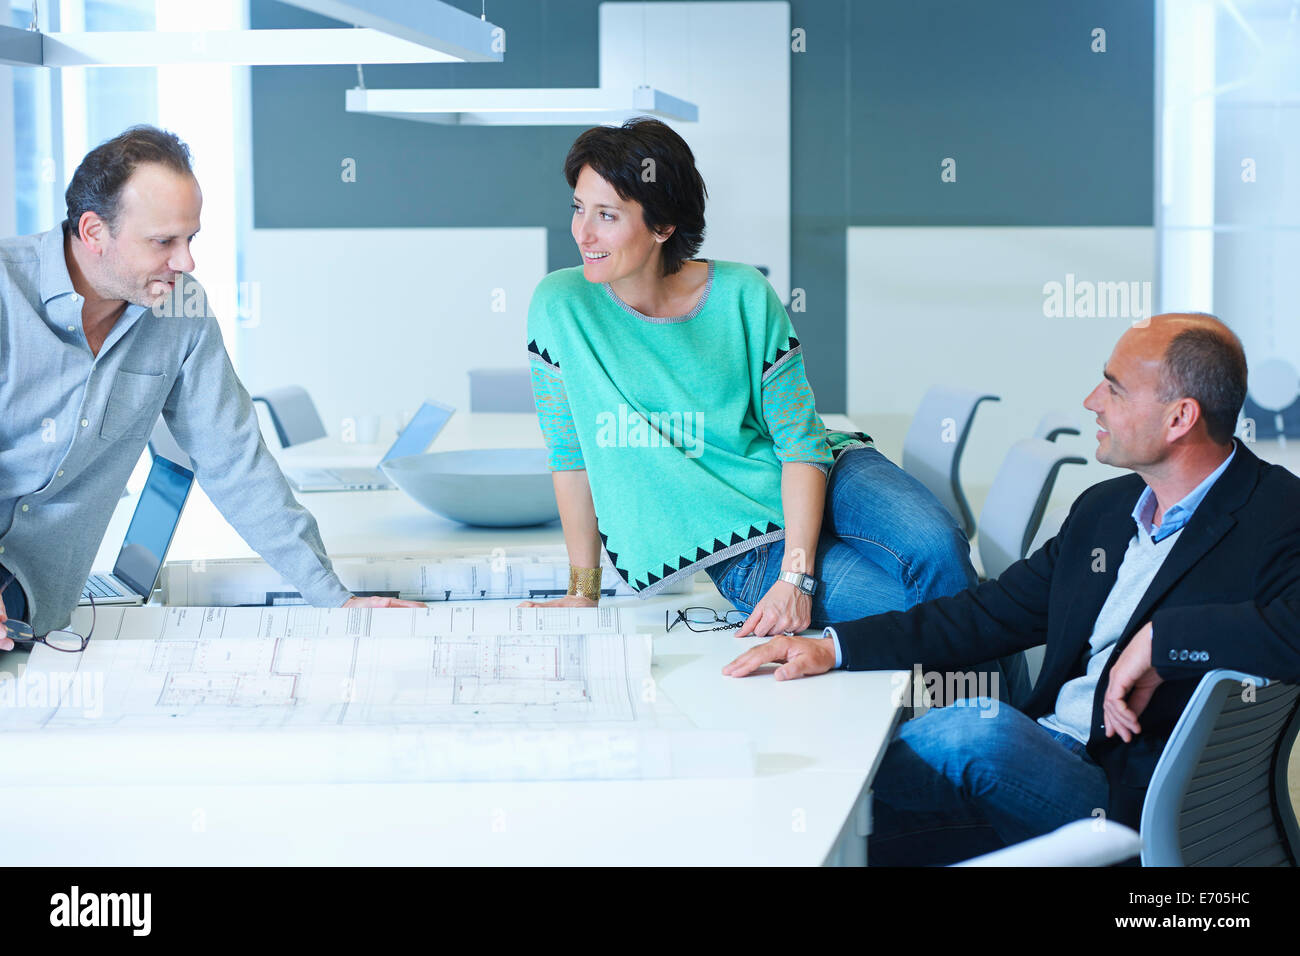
<box><xmin>1</xmin><ymin>605</ymin><xmax>755</xmax><ymax>783</ymax></box>
<box><xmin>60</xmin><ymin>602</ymin><xmax>631</xmax><ymax>645</ymax></box>
<box><xmin>11</xmin><ymin>631</ymin><xmax>653</xmax><ymax>732</ymax></box>
<box><xmin>159</xmin><ymin>545</ymin><xmax>689</xmax><ymax>606</ymax></box>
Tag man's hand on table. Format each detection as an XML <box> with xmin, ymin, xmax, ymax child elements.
<box><xmin>722</xmin><ymin>635</ymin><xmax>836</xmax><ymax>680</ymax></box>
<box><xmin>342</xmin><ymin>596</ymin><xmax>427</xmax><ymax>609</ymax></box>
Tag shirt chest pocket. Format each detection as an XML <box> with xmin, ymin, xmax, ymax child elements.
<box><xmin>100</xmin><ymin>370</ymin><xmax>168</xmax><ymax>441</ymax></box>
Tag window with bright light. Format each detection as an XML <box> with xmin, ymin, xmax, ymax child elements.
<box><xmin>9</xmin><ymin>0</ymin><xmax>60</xmax><ymax>234</ymax></box>
<box><xmin>1158</xmin><ymin>0</ymin><xmax>1300</xmax><ymax>436</ymax></box>
<box><xmin>5</xmin><ymin>0</ymin><xmax>246</xmax><ymax>348</ymax></box>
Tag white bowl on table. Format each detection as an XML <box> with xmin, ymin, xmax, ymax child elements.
<box><xmin>380</xmin><ymin>448</ymin><xmax>559</xmax><ymax>527</ymax></box>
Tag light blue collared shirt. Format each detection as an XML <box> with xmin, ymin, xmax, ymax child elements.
<box><xmin>1131</xmin><ymin>444</ymin><xmax>1236</xmax><ymax>543</ymax></box>
<box><xmin>822</xmin><ymin>443</ymin><xmax>1237</xmax><ymax>668</ymax></box>
<box><xmin>0</xmin><ymin>226</ymin><xmax>351</xmax><ymax>634</ymax></box>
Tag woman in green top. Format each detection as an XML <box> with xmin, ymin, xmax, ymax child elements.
<box><xmin>521</xmin><ymin>118</ymin><xmax>978</xmax><ymax>643</ymax></box>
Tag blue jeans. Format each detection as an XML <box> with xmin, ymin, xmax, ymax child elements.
<box><xmin>705</xmin><ymin>446</ymin><xmax>1029</xmax><ymax>701</ymax></box>
<box><xmin>705</xmin><ymin>446</ymin><xmax>976</xmax><ymax>622</ymax></box>
<box><xmin>868</xmin><ymin>701</ymin><xmax>1110</xmax><ymax>866</ymax></box>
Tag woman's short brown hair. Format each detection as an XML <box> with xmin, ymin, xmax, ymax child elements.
<box><xmin>564</xmin><ymin>117</ymin><xmax>707</xmax><ymax>276</ymax></box>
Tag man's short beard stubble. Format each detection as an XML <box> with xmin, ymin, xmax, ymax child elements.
<box><xmin>97</xmin><ymin>232</ymin><xmax>168</xmax><ymax>308</ymax></box>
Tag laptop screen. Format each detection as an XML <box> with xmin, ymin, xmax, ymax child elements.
<box><xmin>112</xmin><ymin>455</ymin><xmax>195</xmax><ymax>598</ymax></box>
<box><xmin>381</xmin><ymin>401</ymin><xmax>455</xmax><ymax>463</ymax></box>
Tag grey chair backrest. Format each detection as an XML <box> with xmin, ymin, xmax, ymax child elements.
<box><xmin>469</xmin><ymin>368</ymin><xmax>536</xmax><ymax>413</ymax></box>
<box><xmin>977</xmin><ymin>439</ymin><xmax>1086</xmax><ymax>580</ymax></box>
<box><xmin>250</xmin><ymin>386</ymin><xmax>327</xmax><ymax>448</ymax></box>
<box><xmin>148</xmin><ymin>416</ymin><xmax>193</xmax><ymax>470</ymax></box>
<box><xmin>1140</xmin><ymin>669</ymin><xmax>1300</xmax><ymax>866</ymax></box>
<box><xmin>1034</xmin><ymin>409</ymin><xmax>1083</xmax><ymax>442</ymax></box>
<box><xmin>902</xmin><ymin>386</ymin><xmax>1000</xmax><ymax>539</ymax></box>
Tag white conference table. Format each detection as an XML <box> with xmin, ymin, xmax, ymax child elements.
<box><xmin>98</xmin><ymin>411</ymin><xmax>868</xmax><ymax>565</ymax></box>
<box><xmin>3</xmin><ymin>413</ymin><xmax>909</xmax><ymax>866</ymax></box>
<box><xmin>2</xmin><ymin>634</ymin><xmax>907</xmax><ymax>866</ymax></box>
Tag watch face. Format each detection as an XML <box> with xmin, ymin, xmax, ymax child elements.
<box><xmin>781</xmin><ymin>571</ymin><xmax>816</xmax><ymax>594</ymax></box>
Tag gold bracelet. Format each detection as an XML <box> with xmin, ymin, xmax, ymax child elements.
<box><xmin>567</xmin><ymin>565</ymin><xmax>602</xmax><ymax>601</ymax></box>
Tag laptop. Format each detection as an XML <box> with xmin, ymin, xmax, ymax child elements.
<box><xmin>81</xmin><ymin>454</ymin><xmax>195</xmax><ymax>606</ymax></box>
<box><xmin>286</xmin><ymin>400</ymin><xmax>455</xmax><ymax>493</ymax></box>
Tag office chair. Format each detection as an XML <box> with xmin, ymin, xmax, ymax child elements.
<box><xmin>901</xmin><ymin>386</ymin><xmax>1000</xmax><ymax>539</ymax></box>
<box><xmin>977</xmin><ymin>439</ymin><xmax>1087</xmax><ymax>581</ymax></box>
<box><xmin>1034</xmin><ymin>409</ymin><xmax>1083</xmax><ymax>442</ymax></box>
<box><xmin>960</xmin><ymin>669</ymin><xmax>1300</xmax><ymax>866</ymax></box>
<box><xmin>250</xmin><ymin>385</ymin><xmax>327</xmax><ymax>448</ymax></box>
<box><xmin>1140</xmin><ymin>669</ymin><xmax>1300</xmax><ymax>866</ymax></box>
<box><xmin>468</xmin><ymin>368</ymin><xmax>536</xmax><ymax>413</ymax></box>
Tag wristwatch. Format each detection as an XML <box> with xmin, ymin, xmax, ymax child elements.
<box><xmin>778</xmin><ymin>571</ymin><xmax>818</xmax><ymax>596</ymax></box>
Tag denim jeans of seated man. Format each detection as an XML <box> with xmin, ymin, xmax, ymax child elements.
<box><xmin>866</xmin><ymin>700</ymin><xmax>1110</xmax><ymax>866</ymax></box>
<box><xmin>704</xmin><ymin>446</ymin><xmax>1030</xmax><ymax>704</ymax></box>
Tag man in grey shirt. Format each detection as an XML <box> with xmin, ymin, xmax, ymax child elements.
<box><xmin>0</xmin><ymin>125</ymin><xmax>420</xmax><ymax>646</ymax></box>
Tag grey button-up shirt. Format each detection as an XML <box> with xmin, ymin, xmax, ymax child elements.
<box><xmin>0</xmin><ymin>225</ymin><xmax>351</xmax><ymax>634</ymax></box>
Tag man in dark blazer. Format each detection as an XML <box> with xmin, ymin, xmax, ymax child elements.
<box><xmin>723</xmin><ymin>313</ymin><xmax>1300</xmax><ymax>865</ymax></box>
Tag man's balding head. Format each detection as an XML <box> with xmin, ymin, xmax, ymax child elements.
<box><xmin>1084</xmin><ymin>313</ymin><xmax>1246</xmax><ymax>470</ymax></box>
<box><xmin>1143</xmin><ymin>314</ymin><xmax>1247</xmax><ymax>445</ymax></box>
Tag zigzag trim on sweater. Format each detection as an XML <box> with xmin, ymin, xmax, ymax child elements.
<box><xmin>598</xmin><ymin>521</ymin><xmax>786</xmax><ymax>598</ymax></box>
<box><xmin>761</xmin><ymin>337</ymin><xmax>801</xmax><ymax>383</ymax></box>
<box><xmin>527</xmin><ymin>339</ymin><xmax>561</xmax><ymax>376</ymax></box>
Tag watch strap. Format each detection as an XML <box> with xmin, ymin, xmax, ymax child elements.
<box><xmin>779</xmin><ymin>570</ymin><xmax>818</xmax><ymax>595</ymax></box>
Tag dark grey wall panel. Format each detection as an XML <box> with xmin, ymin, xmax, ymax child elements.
<box><xmin>789</xmin><ymin>0</ymin><xmax>852</xmax><ymax>416</ymax></box>
<box><xmin>846</xmin><ymin>0</ymin><xmax>1154</xmax><ymax>225</ymax></box>
<box><xmin>250</xmin><ymin>0</ymin><xmax>1155</xmax><ymax>409</ymax></box>
<box><xmin>251</xmin><ymin>0</ymin><xmax>593</xmax><ymax>266</ymax></box>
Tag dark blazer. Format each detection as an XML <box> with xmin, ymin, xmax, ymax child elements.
<box><xmin>834</xmin><ymin>439</ymin><xmax>1300</xmax><ymax>828</ymax></box>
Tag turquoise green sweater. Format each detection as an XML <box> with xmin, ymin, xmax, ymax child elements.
<box><xmin>527</xmin><ymin>259</ymin><xmax>870</xmax><ymax>596</ymax></box>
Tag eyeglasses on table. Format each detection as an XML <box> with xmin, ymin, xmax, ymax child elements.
<box><xmin>1</xmin><ymin>572</ymin><xmax>95</xmax><ymax>653</ymax></box>
<box><xmin>666</xmin><ymin>606</ymin><xmax>747</xmax><ymax>633</ymax></box>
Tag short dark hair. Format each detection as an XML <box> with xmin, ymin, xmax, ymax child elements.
<box><xmin>563</xmin><ymin>117</ymin><xmax>707</xmax><ymax>276</ymax></box>
<box><xmin>65</xmin><ymin>125</ymin><xmax>193</xmax><ymax>236</ymax></box>
<box><xmin>1157</xmin><ymin>323</ymin><xmax>1248</xmax><ymax>444</ymax></box>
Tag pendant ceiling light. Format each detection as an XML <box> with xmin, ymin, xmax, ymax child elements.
<box><xmin>343</xmin><ymin>1</ymin><xmax>698</xmax><ymax>126</ymax></box>
<box><xmin>345</xmin><ymin>85</ymin><xmax>698</xmax><ymax>125</ymax></box>
<box><xmin>0</xmin><ymin>0</ymin><xmax>503</xmax><ymax>67</ymax></box>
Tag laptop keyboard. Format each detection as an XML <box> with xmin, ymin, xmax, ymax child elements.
<box><xmin>82</xmin><ymin>575</ymin><xmax>127</xmax><ymax>599</ymax></box>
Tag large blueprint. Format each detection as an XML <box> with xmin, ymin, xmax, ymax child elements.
<box><xmin>160</xmin><ymin>545</ymin><xmax>690</xmax><ymax>606</ymax></box>
<box><xmin>0</xmin><ymin>606</ymin><xmax>750</xmax><ymax>783</ymax></box>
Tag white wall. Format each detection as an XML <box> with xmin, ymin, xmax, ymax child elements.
<box><xmin>847</xmin><ymin>226</ymin><xmax>1157</xmax><ymax>511</ymax></box>
<box><xmin>238</xmin><ymin>227</ymin><xmax>547</xmax><ymax>437</ymax></box>
<box><xmin>599</xmin><ymin>1</ymin><xmax>791</xmax><ymax>300</ymax></box>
